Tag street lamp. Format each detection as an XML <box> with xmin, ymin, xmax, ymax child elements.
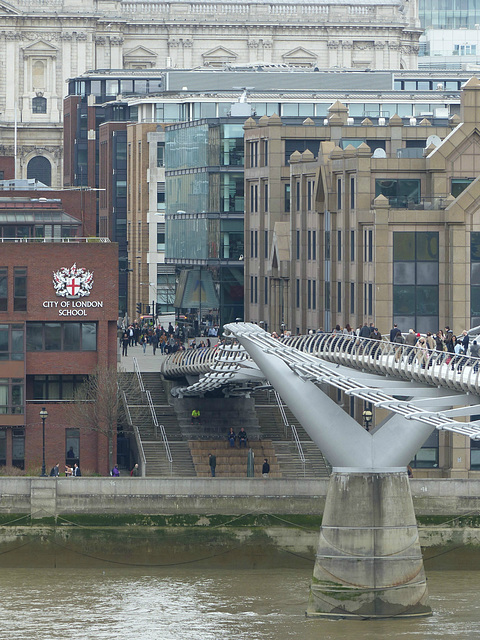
<box><xmin>363</xmin><ymin>409</ymin><xmax>373</xmax><ymax>432</ymax></box>
<box><xmin>39</xmin><ymin>407</ymin><xmax>48</xmax><ymax>477</ymax></box>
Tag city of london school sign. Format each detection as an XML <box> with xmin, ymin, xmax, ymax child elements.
<box><xmin>42</xmin><ymin>263</ymin><xmax>104</xmax><ymax>316</ymax></box>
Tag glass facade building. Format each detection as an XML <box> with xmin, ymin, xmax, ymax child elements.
<box><xmin>165</xmin><ymin>120</ymin><xmax>245</xmax><ymax>329</ymax></box>
<box><xmin>419</xmin><ymin>0</ymin><xmax>480</xmax><ymax>29</ymax></box>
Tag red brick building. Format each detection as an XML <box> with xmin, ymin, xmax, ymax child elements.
<box><xmin>0</xmin><ymin>241</ymin><xmax>118</xmax><ymax>475</ymax></box>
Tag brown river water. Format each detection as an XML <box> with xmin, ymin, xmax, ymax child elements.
<box><xmin>1</xmin><ymin>558</ymin><xmax>480</xmax><ymax>640</ymax></box>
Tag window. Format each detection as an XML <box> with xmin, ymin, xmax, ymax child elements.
<box><xmin>157</xmin><ymin>183</ymin><xmax>165</xmax><ymax>211</ymax></box>
<box><xmin>264</xmin><ymin>230</ymin><xmax>268</xmax><ymax>259</ymax></box>
<box><xmin>296</xmin><ymin>230</ymin><xmax>300</xmax><ymax>260</ymax></box>
<box><xmin>312</xmin><ymin>280</ymin><xmax>316</xmax><ymax>310</ymax></box>
<box><xmin>375</xmin><ymin>179</ymin><xmax>420</xmax><ymax>208</ymax></box>
<box><xmin>284</xmin><ymin>184</ymin><xmax>291</xmax><ymax>212</ymax></box>
<box><xmin>27</xmin><ymin>156</ymin><xmax>51</xmax><ymax>186</ymax></box>
<box><xmin>296</xmin><ymin>181</ymin><xmax>300</xmax><ymax>211</ymax></box>
<box><xmin>254</xmin><ymin>277</ymin><xmax>258</xmax><ymax>304</ymax></box>
<box><xmin>312</xmin><ymin>230</ymin><xmax>316</xmax><ymax>261</ymax></box>
<box><xmin>263</xmin><ymin>139</ymin><xmax>268</xmax><ymax>166</ymax></box>
<box><xmin>157</xmin><ymin>223</ymin><xmax>165</xmax><ymax>251</ymax></box>
<box><xmin>26</xmin><ymin>322</ymin><xmax>97</xmax><ymax>351</ymax></box>
<box><xmin>66</xmin><ymin>428</ymin><xmax>80</xmax><ymax>465</ymax></box>
<box><xmin>325</xmin><ymin>281</ymin><xmax>330</xmax><ymax>312</ymax></box>
<box><xmin>0</xmin><ymin>324</ymin><xmax>24</xmax><ymax>361</ymax></box>
<box><xmin>307</xmin><ymin>180</ymin><xmax>314</xmax><ymax>211</ymax></box>
<box><xmin>264</xmin><ymin>277</ymin><xmax>268</xmax><ymax>305</ymax></box>
<box><xmin>0</xmin><ymin>430</ymin><xmax>5</xmax><ymax>466</ymax></box>
<box><xmin>0</xmin><ymin>378</ymin><xmax>24</xmax><ymax>415</ymax></box>
<box><xmin>13</xmin><ymin>268</ymin><xmax>27</xmax><ymax>312</ymax></box>
<box><xmin>368</xmin><ymin>230</ymin><xmax>373</xmax><ymax>262</ymax></box>
<box><xmin>337</xmin><ymin>231</ymin><xmax>342</xmax><ymax>261</ymax></box>
<box><xmin>31</xmin><ymin>375</ymin><xmax>86</xmax><ymax>400</ymax></box>
<box><xmin>350</xmin><ymin>230</ymin><xmax>355</xmax><ymax>262</ymax></box>
<box><xmin>337</xmin><ymin>282</ymin><xmax>342</xmax><ymax>313</ymax></box>
<box><xmin>0</xmin><ymin>268</ymin><xmax>6</xmax><ymax>311</ymax></box>
<box><xmin>264</xmin><ymin>182</ymin><xmax>268</xmax><ymax>213</ymax></box>
<box><xmin>307</xmin><ymin>280</ymin><xmax>312</xmax><ymax>309</ymax></box>
<box><xmin>368</xmin><ymin>283</ymin><xmax>373</xmax><ymax>316</ymax></box>
<box><xmin>350</xmin><ymin>283</ymin><xmax>355</xmax><ymax>314</ymax></box>
<box><xmin>157</xmin><ymin>142</ymin><xmax>165</xmax><ymax>167</ymax></box>
<box><xmin>296</xmin><ymin>279</ymin><xmax>300</xmax><ymax>308</ymax></box>
<box><xmin>254</xmin><ymin>230</ymin><xmax>258</xmax><ymax>258</ymax></box>
<box><xmin>350</xmin><ymin>176</ymin><xmax>355</xmax><ymax>209</ymax></box>
<box><xmin>393</xmin><ymin>232</ymin><xmax>439</xmax><ymax>333</ymax></box>
<box><xmin>308</xmin><ymin>230</ymin><xmax>312</xmax><ymax>260</ymax></box>
<box><xmin>452</xmin><ymin>178</ymin><xmax>474</xmax><ymax>198</ymax></box>
<box><xmin>249</xmin><ymin>141</ymin><xmax>258</xmax><ymax>168</ymax></box>
<box><xmin>32</xmin><ymin>96</ymin><xmax>47</xmax><ymax>114</ymax></box>
<box><xmin>410</xmin><ymin>430</ymin><xmax>438</xmax><ymax>469</ymax></box>
<box><xmin>337</xmin><ymin>178</ymin><xmax>342</xmax><ymax>210</ymax></box>
<box><xmin>250</xmin><ymin>276</ymin><xmax>254</xmax><ymax>304</ymax></box>
<box><xmin>250</xmin><ymin>230</ymin><xmax>254</xmax><ymax>258</ymax></box>
<box><xmin>12</xmin><ymin>429</ymin><xmax>24</xmax><ymax>470</ymax></box>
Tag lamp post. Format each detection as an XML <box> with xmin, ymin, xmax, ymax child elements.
<box><xmin>40</xmin><ymin>407</ymin><xmax>48</xmax><ymax>477</ymax></box>
<box><xmin>363</xmin><ymin>408</ymin><xmax>373</xmax><ymax>432</ymax></box>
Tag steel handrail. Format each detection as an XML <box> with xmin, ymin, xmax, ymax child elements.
<box><xmin>146</xmin><ymin>389</ymin><xmax>173</xmax><ymax>471</ymax></box>
<box><xmin>291</xmin><ymin>423</ymin><xmax>307</xmax><ymax>476</ymax></box>
<box><xmin>132</xmin><ymin>357</ymin><xmax>145</xmax><ymax>392</ymax></box>
<box><xmin>273</xmin><ymin>389</ymin><xmax>306</xmax><ymax>470</ymax></box>
<box><xmin>121</xmin><ymin>389</ymin><xmax>147</xmax><ymax>476</ymax></box>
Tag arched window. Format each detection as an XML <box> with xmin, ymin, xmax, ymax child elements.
<box><xmin>32</xmin><ymin>96</ymin><xmax>47</xmax><ymax>114</ymax></box>
<box><xmin>27</xmin><ymin>156</ymin><xmax>51</xmax><ymax>186</ymax></box>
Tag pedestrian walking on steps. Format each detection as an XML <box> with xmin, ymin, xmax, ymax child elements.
<box><xmin>209</xmin><ymin>453</ymin><xmax>216</xmax><ymax>477</ymax></box>
<box><xmin>262</xmin><ymin>458</ymin><xmax>270</xmax><ymax>478</ymax></box>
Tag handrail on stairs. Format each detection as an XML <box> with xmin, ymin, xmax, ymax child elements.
<box><xmin>273</xmin><ymin>388</ymin><xmax>306</xmax><ymax>473</ymax></box>
<box><xmin>146</xmin><ymin>389</ymin><xmax>173</xmax><ymax>473</ymax></box>
<box><xmin>121</xmin><ymin>389</ymin><xmax>147</xmax><ymax>477</ymax></box>
<box><xmin>132</xmin><ymin>357</ymin><xmax>145</xmax><ymax>393</ymax></box>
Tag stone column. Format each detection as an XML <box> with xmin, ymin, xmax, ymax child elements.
<box><xmin>307</xmin><ymin>470</ymin><xmax>431</xmax><ymax>618</ymax></box>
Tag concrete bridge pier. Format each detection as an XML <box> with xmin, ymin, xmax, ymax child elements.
<box><xmin>307</xmin><ymin>469</ymin><xmax>431</xmax><ymax>619</ymax></box>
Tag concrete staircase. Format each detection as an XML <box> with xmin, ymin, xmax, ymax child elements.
<box><xmin>190</xmin><ymin>439</ymin><xmax>281</xmax><ymax>478</ymax></box>
<box><xmin>123</xmin><ymin>372</ymin><xmax>196</xmax><ymax>477</ymax></box>
<box><xmin>254</xmin><ymin>390</ymin><xmax>331</xmax><ymax>478</ymax></box>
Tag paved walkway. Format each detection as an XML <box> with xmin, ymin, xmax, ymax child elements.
<box><xmin>117</xmin><ymin>344</ymin><xmax>168</xmax><ymax>373</ymax></box>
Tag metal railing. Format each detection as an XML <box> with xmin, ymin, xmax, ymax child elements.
<box><xmin>146</xmin><ymin>389</ymin><xmax>173</xmax><ymax>473</ymax></box>
<box><xmin>273</xmin><ymin>389</ymin><xmax>306</xmax><ymax>473</ymax></box>
<box><xmin>133</xmin><ymin>357</ymin><xmax>145</xmax><ymax>392</ymax></box>
<box><xmin>121</xmin><ymin>389</ymin><xmax>147</xmax><ymax>476</ymax></box>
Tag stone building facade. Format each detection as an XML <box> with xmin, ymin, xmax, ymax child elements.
<box><xmin>243</xmin><ymin>76</ymin><xmax>480</xmax><ymax>477</ymax></box>
<box><xmin>0</xmin><ymin>0</ymin><xmax>420</xmax><ymax>185</ymax></box>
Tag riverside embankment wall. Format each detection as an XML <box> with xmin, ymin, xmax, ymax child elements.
<box><xmin>1</xmin><ymin>477</ymin><xmax>480</xmax><ymax>518</ymax></box>
<box><xmin>2</xmin><ymin>478</ymin><xmax>480</xmax><ymax>566</ymax></box>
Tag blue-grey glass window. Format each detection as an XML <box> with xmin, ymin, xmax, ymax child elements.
<box><xmin>0</xmin><ymin>268</ymin><xmax>6</xmax><ymax>312</ymax></box>
<box><xmin>375</xmin><ymin>179</ymin><xmax>420</xmax><ymax>208</ymax></box>
<box><xmin>64</xmin><ymin>323</ymin><xmax>81</xmax><ymax>351</ymax></box>
<box><xmin>296</xmin><ymin>230</ymin><xmax>300</xmax><ymax>260</ymax></box>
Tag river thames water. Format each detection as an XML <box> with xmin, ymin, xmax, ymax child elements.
<box><xmin>1</xmin><ymin>563</ymin><xmax>480</xmax><ymax>640</ymax></box>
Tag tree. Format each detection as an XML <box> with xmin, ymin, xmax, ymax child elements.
<box><xmin>71</xmin><ymin>364</ymin><xmax>135</xmax><ymax>473</ymax></box>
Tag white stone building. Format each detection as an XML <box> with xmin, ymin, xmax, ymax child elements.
<box><xmin>0</xmin><ymin>0</ymin><xmax>420</xmax><ymax>184</ymax></box>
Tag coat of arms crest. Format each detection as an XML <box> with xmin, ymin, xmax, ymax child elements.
<box><xmin>52</xmin><ymin>263</ymin><xmax>94</xmax><ymax>299</ymax></box>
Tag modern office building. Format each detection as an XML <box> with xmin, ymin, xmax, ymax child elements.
<box><xmin>164</xmin><ymin>117</ymin><xmax>246</xmax><ymax>329</ymax></box>
<box><xmin>243</xmin><ymin>76</ymin><xmax>480</xmax><ymax>476</ymax></box>
<box><xmin>419</xmin><ymin>0</ymin><xmax>480</xmax><ymax>67</ymax></box>
<box><xmin>242</xmin><ymin>81</ymin><xmax>480</xmax><ymax>336</ymax></box>
<box><xmin>65</xmin><ymin>67</ymin><xmax>470</xmax><ymax>320</ymax></box>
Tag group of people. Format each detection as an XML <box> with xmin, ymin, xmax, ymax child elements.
<box><xmin>227</xmin><ymin>427</ymin><xmax>248</xmax><ymax>448</ymax></box>
<box><xmin>111</xmin><ymin>463</ymin><xmax>140</xmax><ymax>477</ymax></box>
<box><xmin>208</xmin><ymin>452</ymin><xmax>270</xmax><ymax>478</ymax></box>
<box><xmin>49</xmin><ymin>462</ymin><xmax>81</xmax><ymax>477</ymax></box>
<box><xmin>120</xmin><ymin>321</ymin><xmax>187</xmax><ymax>357</ymax></box>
